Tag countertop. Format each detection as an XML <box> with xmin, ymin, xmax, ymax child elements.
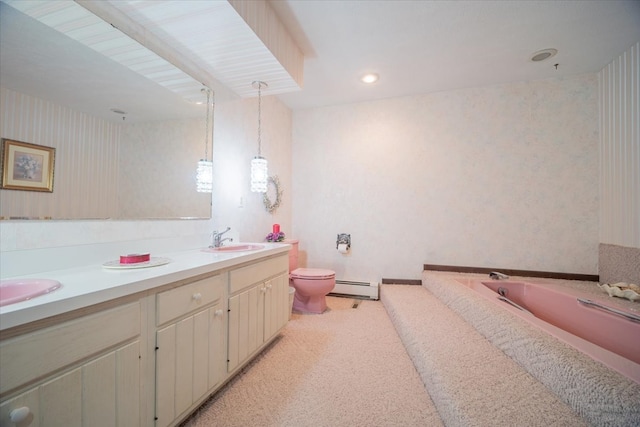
<box><xmin>0</xmin><ymin>243</ymin><xmax>290</xmax><ymax>331</ymax></box>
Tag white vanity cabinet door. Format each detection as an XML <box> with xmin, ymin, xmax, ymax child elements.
<box><xmin>154</xmin><ymin>275</ymin><xmax>225</xmax><ymax>427</ymax></box>
<box><xmin>155</xmin><ymin>303</ymin><xmax>224</xmax><ymax>427</ymax></box>
<box><xmin>227</xmin><ymin>282</ymin><xmax>265</xmax><ymax>373</ymax></box>
<box><xmin>227</xmin><ymin>267</ymin><xmax>289</xmax><ymax>374</ymax></box>
<box><xmin>264</xmin><ymin>273</ymin><xmax>289</xmax><ymax>341</ymax></box>
<box><xmin>206</xmin><ymin>302</ymin><xmax>226</xmax><ymax>392</ymax></box>
<box><xmin>0</xmin><ymin>340</ymin><xmax>140</xmax><ymax>427</ymax></box>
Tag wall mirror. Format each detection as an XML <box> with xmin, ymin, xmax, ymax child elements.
<box><xmin>0</xmin><ymin>1</ymin><xmax>212</xmax><ymax>220</ymax></box>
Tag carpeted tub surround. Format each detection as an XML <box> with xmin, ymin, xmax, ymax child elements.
<box><xmin>381</xmin><ymin>284</ymin><xmax>587</xmax><ymax>427</ymax></box>
<box><xmin>419</xmin><ymin>271</ymin><xmax>640</xmax><ymax>426</ymax></box>
<box><xmin>599</xmin><ymin>243</ymin><xmax>640</xmax><ymax>285</ymax></box>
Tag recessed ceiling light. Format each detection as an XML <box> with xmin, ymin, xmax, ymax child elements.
<box><xmin>361</xmin><ymin>73</ymin><xmax>379</xmax><ymax>84</ymax></box>
<box><xmin>530</xmin><ymin>48</ymin><xmax>558</xmax><ymax>62</ymax></box>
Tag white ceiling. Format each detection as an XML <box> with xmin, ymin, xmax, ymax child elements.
<box><xmin>269</xmin><ymin>0</ymin><xmax>640</xmax><ymax>110</ymax></box>
<box><xmin>2</xmin><ymin>0</ymin><xmax>639</xmax><ymax>117</ymax></box>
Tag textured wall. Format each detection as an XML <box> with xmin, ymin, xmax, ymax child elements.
<box><xmin>292</xmin><ymin>74</ymin><xmax>600</xmax><ymax>282</ymax></box>
<box><xmin>599</xmin><ymin>41</ymin><xmax>639</xmax><ymax>248</ymax></box>
<box><xmin>212</xmin><ymin>95</ymin><xmax>293</xmax><ymax>243</ymax></box>
<box><xmin>118</xmin><ymin>118</ymin><xmax>211</xmax><ymax>219</ymax></box>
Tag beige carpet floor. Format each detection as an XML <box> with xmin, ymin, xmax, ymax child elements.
<box><xmin>180</xmin><ymin>296</ymin><xmax>443</xmax><ymax>427</ymax></box>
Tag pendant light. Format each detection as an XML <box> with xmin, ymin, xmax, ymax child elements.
<box><xmin>250</xmin><ymin>81</ymin><xmax>268</xmax><ymax>193</ymax></box>
<box><xmin>196</xmin><ymin>87</ymin><xmax>213</xmax><ymax>193</ymax></box>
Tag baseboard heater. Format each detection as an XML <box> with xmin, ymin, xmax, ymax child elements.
<box><xmin>329</xmin><ymin>280</ymin><xmax>379</xmax><ymax>300</ymax></box>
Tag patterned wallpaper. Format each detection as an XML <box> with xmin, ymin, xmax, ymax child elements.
<box><xmin>292</xmin><ymin>74</ymin><xmax>600</xmax><ymax>281</ymax></box>
<box><xmin>597</xmin><ymin>41</ymin><xmax>639</xmax><ymax>285</ymax></box>
<box><xmin>599</xmin><ymin>41</ymin><xmax>639</xmax><ymax>248</ymax></box>
<box><xmin>0</xmin><ymin>87</ymin><xmax>120</xmax><ymax>219</ymax></box>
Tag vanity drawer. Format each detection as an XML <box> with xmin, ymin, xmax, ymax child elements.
<box><xmin>157</xmin><ymin>274</ymin><xmax>223</xmax><ymax>325</ymax></box>
<box><xmin>229</xmin><ymin>255</ymin><xmax>288</xmax><ymax>294</ymax></box>
<box><xmin>0</xmin><ymin>302</ymin><xmax>140</xmax><ymax>397</ymax></box>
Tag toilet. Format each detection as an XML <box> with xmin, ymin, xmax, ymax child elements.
<box><xmin>286</xmin><ymin>240</ymin><xmax>335</xmax><ymax>314</ymax></box>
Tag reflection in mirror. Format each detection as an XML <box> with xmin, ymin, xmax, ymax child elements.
<box><xmin>0</xmin><ymin>1</ymin><xmax>212</xmax><ymax>220</ymax></box>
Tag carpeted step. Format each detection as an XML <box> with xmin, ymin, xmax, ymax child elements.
<box><xmin>422</xmin><ymin>272</ymin><xmax>640</xmax><ymax>426</ymax></box>
<box><xmin>381</xmin><ymin>284</ymin><xmax>588</xmax><ymax>427</ymax></box>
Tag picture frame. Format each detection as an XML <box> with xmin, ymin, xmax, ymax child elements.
<box><xmin>1</xmin><ymin>138</ymin><xmax>55</xmax><ymax>192</ymax></box>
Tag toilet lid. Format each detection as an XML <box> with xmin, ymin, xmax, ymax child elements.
<box><xmin>291</xmin><ymin>268</ymin><xmax>335</xmax><ymax>280</ymax></box>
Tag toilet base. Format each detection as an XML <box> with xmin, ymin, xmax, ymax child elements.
<box><xmin>292</xmin><ymin>292</ymin><xmax>327</xmax><ymax>314</ymax></box>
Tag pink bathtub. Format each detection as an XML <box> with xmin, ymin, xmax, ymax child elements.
<box><xmin>457</xmin><ymin>278</ymin><xmax>640</xmax><ymax>383</ymax></box>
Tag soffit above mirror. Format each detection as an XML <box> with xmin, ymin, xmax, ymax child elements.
<box><xmin>99</xmin><ymin>0</ymin><xmax>304</xmax><ymax>97</ymax></box>
<box><xmin>4</xmin><ymin>0</ymin><xmax>303</xmax><ymax>105</ymax></box>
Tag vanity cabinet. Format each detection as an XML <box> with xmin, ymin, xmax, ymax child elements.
<box><xmin>227</xmin><ymin>255</ymin><xmax>289</xmax><ymax>373</ymax></box>
<box><xmin>0</xmin><ymin>248</ymin><xmax>291</xmax><ymax>427</ymax></box>
<box><xmin>154</xmin><ymin>274</ymin><xmax>226</xmax><ymax>427</ymax></box>
<box><xmin>0</xmin><ymin>302</ymin><xmax>142</xmax><ymax>427</ymax></box>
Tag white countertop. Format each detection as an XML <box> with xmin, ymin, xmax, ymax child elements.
<box><xmin>0</xmin><ymin>243</ymin><xmax>290</xmax><ymax>331</ymax></box>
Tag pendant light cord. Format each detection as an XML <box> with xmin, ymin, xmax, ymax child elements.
<box><xmin>257</xmin><ymin>82</ymin><xmax>262</xmax><ymax>157</ymax></box>
<box><xmin>204</xmin><ymin>88</ymin><xmax>212</xmax><ymax>161</ymax></box>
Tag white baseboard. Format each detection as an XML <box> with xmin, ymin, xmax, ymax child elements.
<box><xmin>329</xmin><ymin>280</ymin><xmax>379</xmax><ymax>300</ymax></box>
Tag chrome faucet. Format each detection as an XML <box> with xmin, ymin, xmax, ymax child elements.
<box><xmin>489</xmin><ymin>271</ymin><xmax>510</xmax><ymax>280</ymax></box>
<box><xmin>211</xmin><ymin>227</ymin><xmax>233</xmax><ymax>248</ymax></box>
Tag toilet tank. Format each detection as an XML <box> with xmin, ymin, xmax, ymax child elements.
<box><xmin>285</xmin><ymin>239</ymin><xmax>299</xmax><ymax>272</ymax></box>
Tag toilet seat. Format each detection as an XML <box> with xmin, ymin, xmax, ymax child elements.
<box><xmin>291</xmin><ymin>268</ymin><xmax>335</xmax><ymax>280</ymax></box>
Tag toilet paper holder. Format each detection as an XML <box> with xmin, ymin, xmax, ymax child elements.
<box><xmin>337</xmin><ymin>233</ymin><xmax>351</xmax><ymax>250</ymax></box>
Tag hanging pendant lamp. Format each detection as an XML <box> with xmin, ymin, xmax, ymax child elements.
<box><xmin>196</xmin><ymin>87</ymin><xmax>213</xmax><ymax>193</ymax></box>
<box><xmin>250</xmin><ymin>81</ymin><xmax>268</xmax><ymax>193</ymax></box>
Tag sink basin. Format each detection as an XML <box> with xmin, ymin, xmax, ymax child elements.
<box><xmin>0</xmin><ymin>279</ymin><xmax>62</xmax><ymax>307</ymax></box>
<box><xmin>203</xmin><ymin>244</ymin><xmax>265</xmax><ymax>253</ymax></box>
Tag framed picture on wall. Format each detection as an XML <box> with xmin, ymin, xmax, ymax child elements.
<box><xmin>1</xmin><ymin>138</ymin><xmax>55</xmax><ymax>192</ymax></box>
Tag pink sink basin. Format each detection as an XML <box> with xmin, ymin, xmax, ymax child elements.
<box><xmin>203</xmin><ymin>244</ymin><xmax>265</xmax><ymax>253</ymax></box>
<box><xmin>0</xmin><ymin>279</ymin><xmax>62</xmax><ymax>307</ymax></box>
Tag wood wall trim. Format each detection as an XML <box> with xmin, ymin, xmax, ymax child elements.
<box><xmin>381</xmin><ymin>278</ymin><xmax>422</xmax><ymax>285</ymax></box>
<box><xmin>423</xmin><ymin>264</ymin><xmax>599</xmax><ymax>282</ymax></box>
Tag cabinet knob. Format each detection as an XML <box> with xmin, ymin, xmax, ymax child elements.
<box><xmin>260</xmin><ymin>287</ymin><xmax>266</xmax><ymax>293</ymax></box>
<box><xmin>266</xmin><ymin>284</ymin><xmax>272</xmax><ymax>289</ymax></box>
<box><xmin>10</xmin><ymin>407</ymin><xmax>31</xmax><ymax>423</ymax></box>
<box><xmin>214</xmin><ymin>309</ymin><xmax>223</xmax><ymax>317</ymax></box>
<box><xmin>192</xmin><ymin>293</ymin><xmax>202</xmax><ymax>301</ymax></box>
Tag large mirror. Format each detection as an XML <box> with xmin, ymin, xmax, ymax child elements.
<box><xmin>0</xmin><ymin>1</ymin><xmax>212</xmax><ymax>220</ymax></box>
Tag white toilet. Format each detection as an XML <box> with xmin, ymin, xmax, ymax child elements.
<box><xmin>287</xmin><ymin>240</ymin><xmax>335</xmax><ymax>314</ymax></box>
